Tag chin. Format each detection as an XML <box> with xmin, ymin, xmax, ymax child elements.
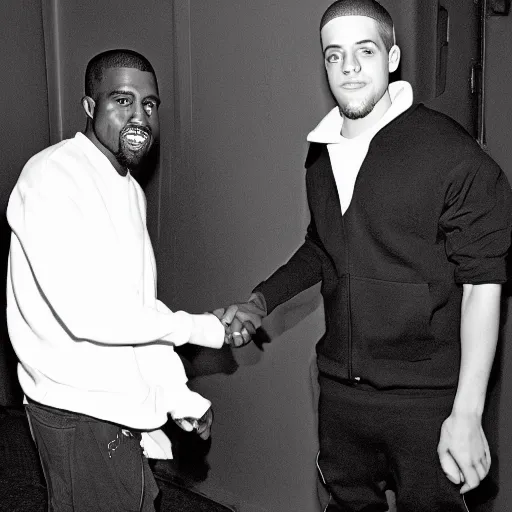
<box><xmin>338</xmin><ymin>98</ymin><xmax>376</xmax><ymax>120</ymax></box>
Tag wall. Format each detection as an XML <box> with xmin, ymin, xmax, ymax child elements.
<box><xmin>0</xmin><ymin>0</ymin><xmax>50</xmax><ymax>405</ymax></box>
<box><xmin>45</xmin><ymin>0</ymin><xmax>175</xmax><ymax>243</ymax></box>
<box><xmin>157</xmin><ymin>2</ymin><xmax>333</xmax><ymax>509</ymax></box>
<box><xmin>484</xmin><ymin>11</ymin><xmax>512</xmax><ymax>511</ymax></box>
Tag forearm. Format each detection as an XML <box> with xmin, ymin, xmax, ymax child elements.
<box><xmin>452</xmin><ymin>283</ymin><xmax>501</xmax><ymax>417</ymax></box>
<box><xmin>253</xmin><ymin>238</ymin><xmax>325</xmax><ymax>314</ymax></box>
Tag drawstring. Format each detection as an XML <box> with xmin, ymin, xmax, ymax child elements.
<box><xmin>139</xmin><ymin>450</ymin><xmax>145</xmax><ymax>512</ymax></box>
<box><xmin>316</xmin><ymin>451</ymin><xmax>332</xmax><ymax>512</ymax></box>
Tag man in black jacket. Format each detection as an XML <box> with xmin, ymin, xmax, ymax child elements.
<box><xmin>216</xmin><ymin>1</ymin><xmax>512</xmax><ymax>510</ymax></box>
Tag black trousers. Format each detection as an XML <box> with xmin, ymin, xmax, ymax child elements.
<box><xmin>25</xmin><ymin>399</ymin><xmax>159</xmax><ymax>512</ymax></box>
<box><xmin>316</xmin><ymin>375</ymin><xmax>478</xmax><ymax>512</ymax></box>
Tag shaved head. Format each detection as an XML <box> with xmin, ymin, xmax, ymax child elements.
<box><xmin>85</xmin><ymin>49</ymin><xmax>157</xmax><ymax>100</ymax></box>
<box><xmin>320</xmin><ymin>0</ymin><xmax>395</xmax><ymax>51</ymax></box>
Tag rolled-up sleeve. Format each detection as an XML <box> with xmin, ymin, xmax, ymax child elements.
<box><xmin>439</xmin><ymin>156</ymin><xmax>512</xmax><ymax>284</ymax></box>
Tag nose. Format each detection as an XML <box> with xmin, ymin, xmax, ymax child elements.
<box><xmin>130</xmin><ymin>102</ymin><xmax>147</xmax><ymax>124</ymax></box>
<box><xmin>342</xmin><ymin>52</ymin><xmax>361</xmax><ymax>75</ymax></box>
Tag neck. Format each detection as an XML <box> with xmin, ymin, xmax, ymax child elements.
<box><xmin>341</xmin><ymin>90</ymin><xmax>392</xmax><ymax>139</ymax></box>
<box><xmin>84</xmin><ymin>124</ymin><xmax>128</xmax><ymax>176</ymax></box>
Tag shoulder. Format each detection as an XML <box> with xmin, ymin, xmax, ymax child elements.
<box><xmin>15</xmin><ymin>136</ymin><xmax>93</xmax><ymax>199</ymax></box>
<box><xmin>383</xmin><ymin>105</ymin><xmax>499</xmax><ymax>172</ymax></box>
<box><xmin>399</xmin><ymin>105</ymin><xmax>481</xmax><ymax>152</ymax></box>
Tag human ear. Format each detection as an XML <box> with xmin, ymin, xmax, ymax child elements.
<box><xmin>388</xmin><ymin>45</ymin><xmax>401</xmax><ymax>73</ymax></box>
<box><xmin>81</xmin><ymin>96</ymin><xmax>96</xmax><ymax>119</ymax></box>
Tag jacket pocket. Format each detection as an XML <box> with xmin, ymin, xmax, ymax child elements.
<box><xmin>350</xmin><ymin>276</ymin><xmax>434</xmax><ymax>362</ymax></box>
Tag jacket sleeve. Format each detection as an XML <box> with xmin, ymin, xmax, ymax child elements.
<box><xmin>7</xmin><ymin>181</ymin><xmax>224</xmax><ymax>347</ymax></box>
<box><xmin>439</xmin><ymin>155</ymin><xmax>512</xmax><ymax>284</ymax></box>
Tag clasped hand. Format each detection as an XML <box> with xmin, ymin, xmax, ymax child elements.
<box><xmin>212</xmin><ymin>294</ymin><xmax>266</xmax><ymax>348</ymax></box>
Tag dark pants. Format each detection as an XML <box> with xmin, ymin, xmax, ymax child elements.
<box><xmin>25</xmin><ymin>399</ymin><xmax>159</xmax><ymax>512</ymax></box>
<box><xmin>317</xmin><ymin>376</ymin><xmax>473</xmax><ymax>512</ymax></box>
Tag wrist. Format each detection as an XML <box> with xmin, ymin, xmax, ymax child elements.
<box><xmin>248</xmin><ymin>292</ymin><xmax>267</xmax><ymax>315</ymax></box>
<box><xmin>451</xmin><ymin>399</ymin><xmax>484</xmax><ymax>419</ymax></box>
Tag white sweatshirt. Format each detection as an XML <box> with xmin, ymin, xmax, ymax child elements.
<box><xmin>7</xmin><ymin>132</ymin><xmax>224</xmax><ymax>433</ymax></box>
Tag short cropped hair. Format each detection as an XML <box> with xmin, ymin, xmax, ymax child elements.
<box><xmin>85</xmin><ymin>49</ymin><xmax>157</xmax><ymax>99</ymax></box>
<box><xmin>320</xmin><ymin>0</ymin><xmax>395</xmax><ymax>52</ymax></box>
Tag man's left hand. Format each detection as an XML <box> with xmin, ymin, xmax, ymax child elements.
<box><xmin>437</xmin><ymin>412</ymin><xmax>491</xmax><ymax>493</ymax></box>
<box><xmin>174</xmin><ymin>407</ymin><xmax>214</xmax><ymax>440</ymax></box>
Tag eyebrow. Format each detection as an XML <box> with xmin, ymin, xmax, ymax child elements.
<box><xmin>323</xmin><ymin>39</ymin><xmax>379</xmax><ymax>55</ymax></box>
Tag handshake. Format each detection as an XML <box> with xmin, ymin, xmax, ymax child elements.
<box><xmin>212</xmin><ymin>292</ymin><xmax>267</xmax><ymax>348</ymax></box>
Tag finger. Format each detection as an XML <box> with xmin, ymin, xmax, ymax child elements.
<box><xmin>459</xmin><ymin>465</ymin><xmax>480</xmax><ymax>494</ymax></box>
<box><xmin>231</xmin><ymin>331</ymin><xmax>245</xmax><ymax>347</ymax></box>
<box><xmin>482</xmin><ymin>432</ymin><xmax>491</xmax><ymax>469</ymax></box>
<box><xmin>229</xmin><ymin>317</ymin><xmax>243</xmax><ymax>333</ymax></box>
<box><xmin>229</xmin><ymin>318</ymin><xmax>245</xmax><ymax>347</ymax></box>
<box><xmin>224</xmin><ymin>316</ymin><xmax>243</xmax><ymax>346</ymax></box>
<box><xmin>199</xmin><ymin>427</ymin><xmax>211</xmax><ymax>440</ymax></box>
<box><xmin>198</xmin><ymin>422</ymin><xmax>211</xmax><ymax>440</ymax></box>
<box><xmin>240</xmin><ymin>321</ymin><xmax>256</xmax><ymax>345</ymax></box>
<box><xmin>221</xmin><ymin>305</ymin><xmax>239</xmax><ymax>327</ymax></box>
<box><xmin>439</xmin><ymin>451</ymin><xmax>461</xmax><ymax>484</ymax></box>
<box><xmin>211</xmin><ymin>308</ymin><xmax>225</xmax><ymax>320</ymax></box>
<box><xmin>236</xmin><ymin>309</ymin><xmax>263</xmax><ymax>330</ymax></box>
<box><xmin>242</xmin><ymin>321</ymin><xmax>256</xmax><ymax>337</ymax></box>
<box><xmin>474</xmin><ymin>460</ymin><xmax>488</xmax><ymax>481</ymax></box>
<box><xmin>174</xmin><ymin>418</ymin><xmax>194</xmax><ymax>432</ymax></box>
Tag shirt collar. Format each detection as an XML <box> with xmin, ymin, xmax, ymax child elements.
<box><xmin>307</xmin><ymin>80</ymin><xmax>414</xmax><ymax>144</ymax></box>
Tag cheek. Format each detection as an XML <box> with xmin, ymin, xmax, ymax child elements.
<box><xmin>149</xmin><ymin>117</ymin><xmax>160</xmax><ymax>138</ymax></box>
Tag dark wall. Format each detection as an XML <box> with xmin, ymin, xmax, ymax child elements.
<box><xmin>484</xmin><ymin>12</ymin><xmax>512</xmax><ymax>511</ymax></box>
<box><xmin>0</xmin><ymin>0</ymin><xmax>50</xmax><ymax>405</ymax></box>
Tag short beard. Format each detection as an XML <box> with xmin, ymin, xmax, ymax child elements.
<box><xmin>339</xmin><ymin>97</ymin><xmax>377</xmax><ymax>120</ymax></box>
<box><xmin>114</xmin><ymin>143</ymin><xmax>147</xmax><ymax>171</ymax></box>
<box><xmin>115</xmin><ymin>126</ymin><xmax>153</xmax><ymax>172</ymax></box>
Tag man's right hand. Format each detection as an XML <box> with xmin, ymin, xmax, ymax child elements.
<box><xmin>213</xmin><ymin>293</ymin><xmax>267</xmax><ymax>348</ymax></box>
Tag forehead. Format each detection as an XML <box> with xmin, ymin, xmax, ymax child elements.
<box><xmin>321</xmin><ymin>15</ymin><xmax>383</xmax><ymax>49</ymax></box>
<box><xmin>96</xmin><ymin>67</ymin><xmax>158</xmax><ymax>96</ymax></box>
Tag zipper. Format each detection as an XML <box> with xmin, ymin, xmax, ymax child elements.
<box><xmin>347</xmin><ymin>272</ymin><xmax>353</xmax><ymax>380</ymax></box>
<box><xmin>462</xmin><ymin>495</ymin><xmax>470</xmax><ymax>512</ymax></box>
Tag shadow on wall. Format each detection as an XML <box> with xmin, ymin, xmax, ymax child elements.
<box><xmin>0</xmin><ymin>211</ymin><xmax>23</xmax><ymax>406</ymax></box>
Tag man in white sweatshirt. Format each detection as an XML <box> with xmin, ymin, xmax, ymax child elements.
<box><xmin>6</xmin><ymin>49</ymin><xmax>225</xmax><ymax>512</ymax></box>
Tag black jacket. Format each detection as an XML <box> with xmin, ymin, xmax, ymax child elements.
<box><xmin>255</xmin><ymin>104</ymin><xmax>512</xmax><ymax>390</ymax></box>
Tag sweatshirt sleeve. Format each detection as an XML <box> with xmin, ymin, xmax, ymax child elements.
<box><xmin>134</xmin><ymin>342</ymin><xmax>212</xmax><ymax>420</ymax></box>
<box><xmin>439</xmin><ymin>156</ymin><xmax>512</xmax><ymax>284</ymax></box>
<box><xmin>7</xmin><ymin>182</ymin><xmax>224</xmax><ymax>347</ymax></box>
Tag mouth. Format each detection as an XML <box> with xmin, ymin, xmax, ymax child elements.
<box><xmin>341</xmin><ymin>82</ymin><xmax>367</xmax><ymax>90</ymax></box>
<box><xmin>122</xmin><ymin>127</ymin><xmax>151</xmax><ymax>151</ymax></box>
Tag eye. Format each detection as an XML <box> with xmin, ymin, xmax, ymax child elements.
<box><xmin>361</xmin><ymin>48</ymin><xmax>374</xmax><ymax>55</ymax></box>
<box><xmin>143</xmin><ymin>101</ymin><xmax>156</xmax><ymax>116</ymax></box>
<box><xmin>326</xmin><ymin>52</ymin><xmax>341</xmax><ymax>64</ymax></box>
<box><xmin>116</xmin><ymin>97</ymin><xmax>132</xmax><ymax>106</ymax></box>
